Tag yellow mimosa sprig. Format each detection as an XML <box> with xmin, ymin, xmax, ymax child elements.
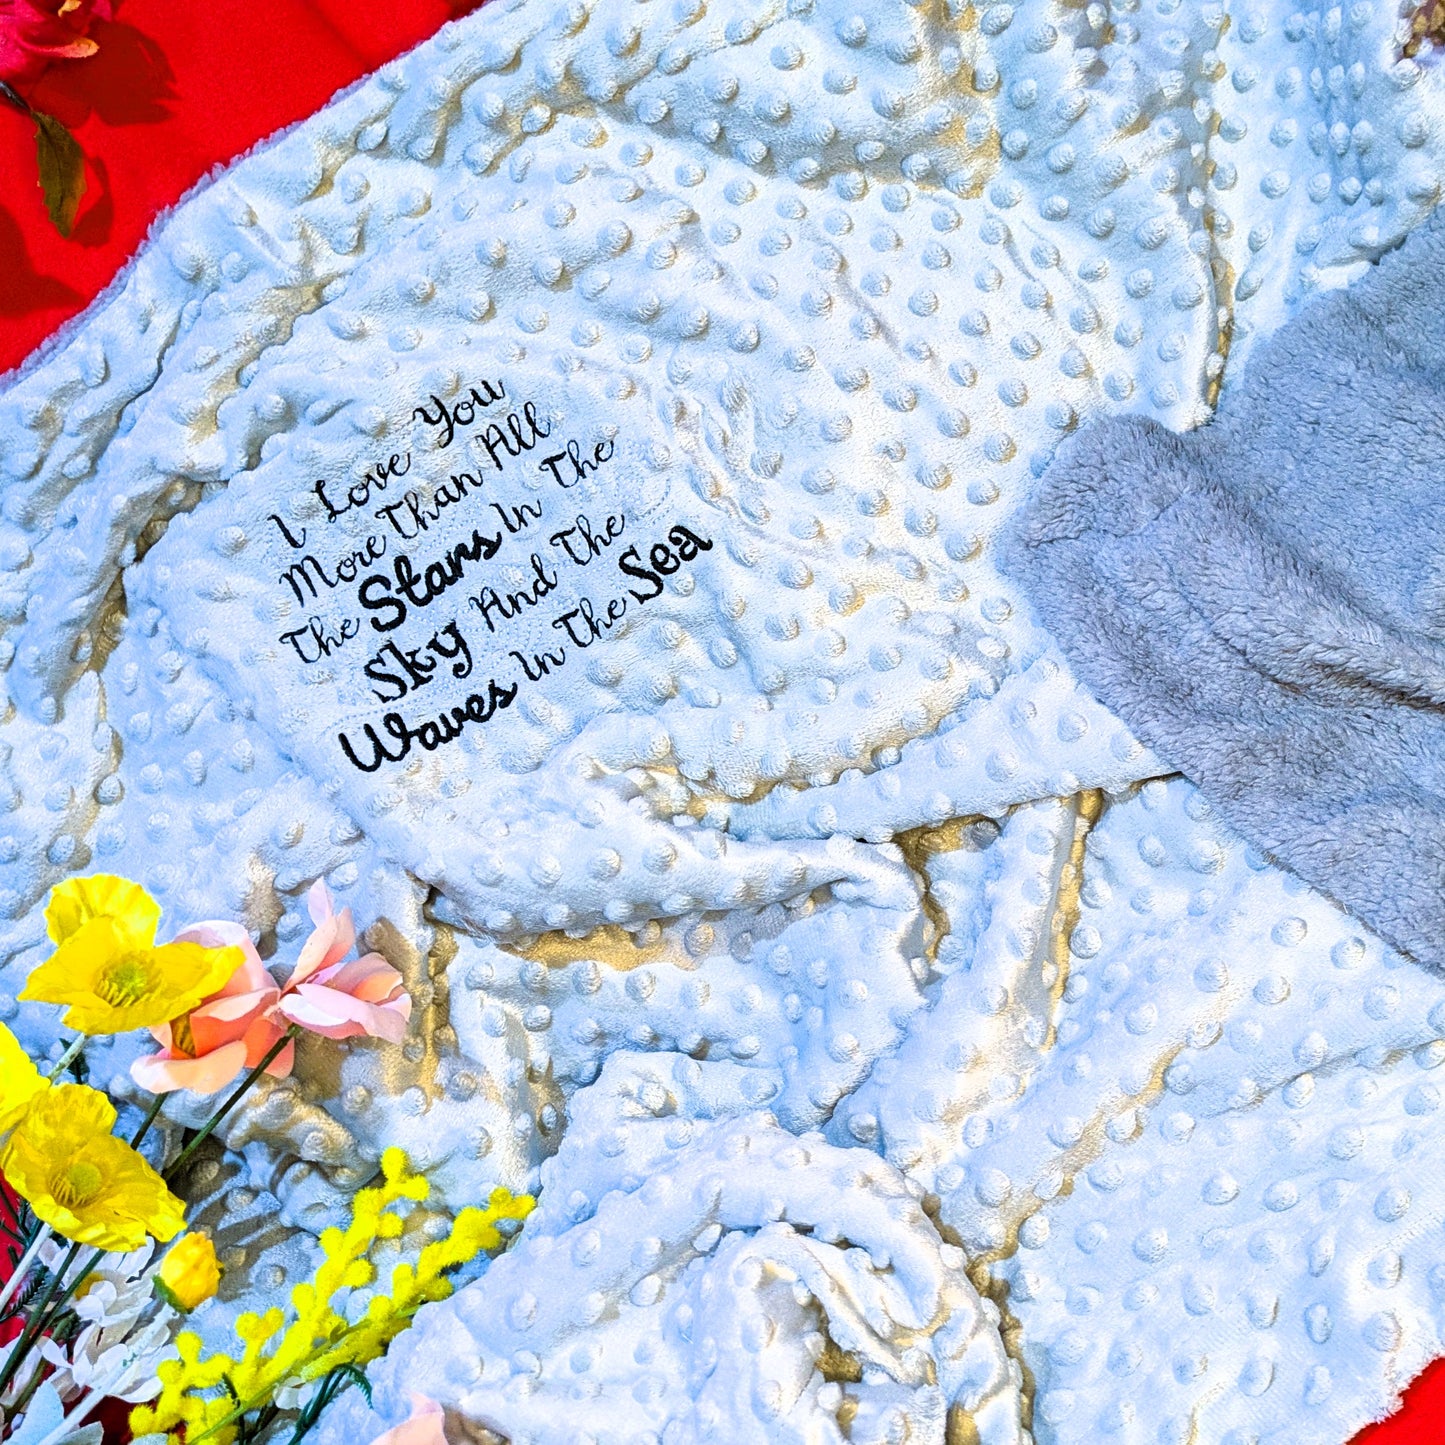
<box><xmin>132</xmin><ymin>1150</ymin><xmax>534</xmax><ymax>1445</ymax></box>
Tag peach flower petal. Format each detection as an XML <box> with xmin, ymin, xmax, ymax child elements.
<box><xmin>289</xmin><ymin>882</ymin><xmax>356</xmax><ymax>985</ymax></box>
<box><xmin>191</xmin><ymin>985</ymin><xmax>278</xmax><ymax>1029</ymax></box>
<box><xmin>371</xmin><ymin>1395</ymin><xmax>446</xmax><ymax>1445</ymax></box>
<box><xmin>131</xmin><ymin>1040</ymin><xmax>250</xmax><ymax>1096</ymax></box>
<box><xmin>133</xmin><ymin>920</ymin><xmax>288</xmax><ymax>1094</ymax></box>
<box><xmin>318</xmin><ymin>953</ymin><xmax>406</xmax><ymax>1002</ymax></box>
<box><xmin>277</xmin><ymin>983</ymin><xmax>410</xmax><ymax>1044</ymax></box>
<box><xmin>276</xmin><ymin>883</ymin><xmax>412</xmax><ymax>1046</ymax></box>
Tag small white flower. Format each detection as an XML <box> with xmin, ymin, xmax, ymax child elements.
<box><xmin>31</xmin><ymin>1242</ymin><xmax>174</xmax><ymax>1405</ymax></box>
<box><xmin>273</xmin><ymin>1379</ymin><xmax>321</xmax><ymax>1413</ymax></box>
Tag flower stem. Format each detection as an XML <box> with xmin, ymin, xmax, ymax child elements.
<box><xmin>0</xmin><ymin>1224</ymin><xmax>49</xmax><ymax>1318</ymax></box>
<box><xmin>0</xmin><ymin>1239</ymin><xmax>82</xmax><ymax>1404</ymax></box>
<box><xmin>7</xmin><ymin>1346</ymin><xmax>55</xmax><ymax>1422</ymax></box>
<box><xmin>0</xmin><ymin>80</ymin><xmax>29</xmax><ymax>117</ymax></box>
<box><xmin>0</xmin><ymin>1031</ymin><xmax>299</xmax><ymax>1411</ymax></box>
<box><xmin>128</xmin><ymin>1091</ymin><xmax>167</xmax><ymax>1152</ymax></box>
<box><xmin>165</xmin><ymin>1026</ymin><xmax>299</xmax><ymax>1183</ymax></box>
<box><xmin>0</xmin><ymin>1046</ymin><xmax>263</xmax><ymax>1414</ymax></box>
<box><xmin>44</xmin><ymin>1035</ymin><xmax>85</xmax><ymax>1083</ymax></box>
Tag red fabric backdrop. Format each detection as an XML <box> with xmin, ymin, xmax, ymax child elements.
<box><xmin>0</xmin><ymin>0</ymin><xmax>478</xmax><ymax>372</ymax></box>
<box><xmin>0</xmin><ymin>1</ymin><xmax>1441</xmax><ymax>1438</ymax></box>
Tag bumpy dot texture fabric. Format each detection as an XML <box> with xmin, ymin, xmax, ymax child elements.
<box><xmin>1</xmin><ymin>0</ymin><xmax>1445</xmax><ymax>1442</ymax></box>
<box><xmin>832</xmin><ymin>779</ymin><xmax>1445</xmax><ymax>1445</ymax></box>
<box><xmin>325</xmin><ymin>1052</ymin><xmax>1024</xmax><ymax>1445</ymax></box>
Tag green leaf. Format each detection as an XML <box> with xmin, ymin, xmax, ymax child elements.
<box><xmin>282</xmin><ymin>1365</ymin><xmax>373</xmax><ymax>1445</ymax></box>
<box><xmin>341</xmin><ymin>1363</ymin><xmax>373</xmax><ymax>1407</ymax></box>
<box><xmin>32</xmin><ymin>110</ymin><xmax>85</xmax><ymax>238</ymax></box>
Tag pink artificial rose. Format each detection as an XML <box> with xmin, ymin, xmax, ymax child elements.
<box><xmin>130</xmin><ymin>922</ymin><xmax>291</xmax><ymax>1096</ymax></box>
<box><xmin>130</xmin><ymin>883</ymin><xmax>410</xmax><ymax>1095</ymax></box>
<box><xmin>0</xmin><ymin>0</ymin><xmax>114</xmax><ymax>87</ymax></box>
<box><xmin>370</xmin><ymin>1396</ymin><xmax>447</xmax><ymax>1445</ymax></box>
<box><xmin>275</xmin><ymin>881</ymin><xmax>411</xmax><ymax>1044</ymax></box>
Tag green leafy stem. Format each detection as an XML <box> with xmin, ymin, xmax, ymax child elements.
<box><xmin>219</xmin><ymin>1363</ymin><xmax>373</xmax><ymax>1445</ymax></box>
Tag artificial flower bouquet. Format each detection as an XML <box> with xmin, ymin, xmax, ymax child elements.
<box><xmin>0</xmin><ymin>876</ymin><xmax>533</xmax><ymax>1445</ymax></box>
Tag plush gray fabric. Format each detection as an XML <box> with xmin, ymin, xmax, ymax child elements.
<box><xmin>1000</xmin><ymin>209</ymin><xmax>1445</xmax><ymax>969</ymax></box>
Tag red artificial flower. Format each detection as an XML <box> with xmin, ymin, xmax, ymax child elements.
<box><xmin>0</xmin><ymin>0</ymin><xmax>114</xmax><ymax>87</ymax></box>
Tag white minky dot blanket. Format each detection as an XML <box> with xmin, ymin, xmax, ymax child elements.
<box><xmin>3</xmin><ymin>0</ymin><xmax>1445</xmax><ymax>1442</ymax></box>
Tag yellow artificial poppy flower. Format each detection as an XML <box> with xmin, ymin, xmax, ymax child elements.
<box><xmin>21</xmin><ymin>875</ymin><xmax>242</xmax><ymax>1034</ymax></box>
<box><xmin>1</xmin><ymin>1084</ymin><xmax>186</xmax><ymax>1251</ymax></box>
<box><xmin>0</xmin><ymin>1021</ymin><xmax>46</xmax><ymax>1131</ymax></box>
<box><xmin>44</xmin><ymin>875</ymin><xmax>160</xmax><ymax>949</ymax></box>
<box><xmin>155</xmin><ymin>1232</ymin><xmax>222</xmax><ymax>1312</ymax></box>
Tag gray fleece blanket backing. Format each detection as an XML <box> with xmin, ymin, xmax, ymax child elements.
<box><xmin>1001</xmin><ymin>207</ymin><xmax>1445</xmax><ymax>970</ymax></box>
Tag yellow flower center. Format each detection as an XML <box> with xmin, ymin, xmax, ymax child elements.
<box><xmin>95</xmin><ymin>953</ymin><xmax>158</xmax><ymax>1007</ymax></box>
<box><xmin>171</xmin><ymin>1013</ymin><xmax>197</xmax><ymax>1058</ymax></box>
<box><xmin>55</xmin><ymin>1160</ymin><xmax>104</xmax><ymax>1208</ymax></box>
